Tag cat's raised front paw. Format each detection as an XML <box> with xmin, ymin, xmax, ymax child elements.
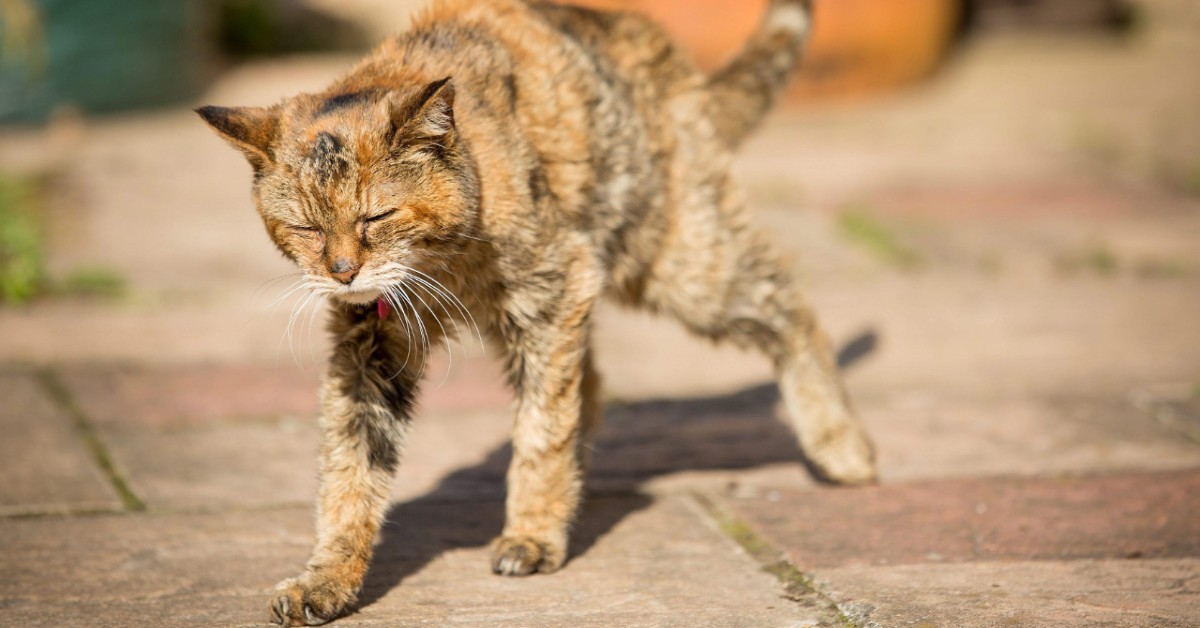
<box><xmin>490</xmin><ymin>535</ymin><xmax>565</xmax><ymax>576</ymax></box>
<box><xmin>268</xmin><ymin>571</ymin><xmax>357</xmax><ymax>626</ymax></box>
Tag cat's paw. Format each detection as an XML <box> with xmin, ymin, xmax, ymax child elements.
<box><xmin>490</xmin><ymin>535</ymin><xmax>565</xmax><ymax>576</ymax></box>
<box><xmin>268</xmin><ymin>571</ymin><xmax>357</xmax><ymax>626</ymax></box>
<box><xmin>806</xmin><ymin>423</ymin><xmax>878</xmax><ymax>486</ymax></box>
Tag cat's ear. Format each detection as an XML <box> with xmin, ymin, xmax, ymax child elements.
<box><xmin>388</xmin><ymin>77</ymin><xmax>456</xmax><ymax>149</ymax></box>
<box><xmin>195</xmin><ymin>105</ymin><xmax>280</xmax><ymax>172</ymax></box>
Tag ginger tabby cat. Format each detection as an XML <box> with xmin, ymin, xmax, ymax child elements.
<box><xmin>197</xmin><ymin>0</ymin><xmax>876</xmax><ymax>624</ymax></box>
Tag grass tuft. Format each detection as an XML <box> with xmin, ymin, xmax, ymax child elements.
<box><xmin>0</xmin><ymin>173</ymin><xmax>46</xmax><ymax>304</ymax></box>
<box><xmin>57</xmin><ymin>267</ymin><xmax>126</xmax><ymax>299</ymax></box>
<box><xmin>837</xmin><ymin>207</ymin><xmax>922</xmax><ymax>270</ymax></box>
<box><xmin>692</xmin><ymin>492</ymin><xmax>857</xmax><ymax>627</ymax></box>
<box><xmin>1056</xmin><ymin>242</ymin><xmax>1119</xmax><ymax>277</ymax></box>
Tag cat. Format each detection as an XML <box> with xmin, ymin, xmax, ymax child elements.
<box><xmin>197</xmin><ymin>0</ymin><xmax>876</xmax><ymax>624</ymax></box>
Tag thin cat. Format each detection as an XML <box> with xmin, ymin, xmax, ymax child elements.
<box><xmin>197</xmin><ymin>0</ymin><xmax>877</xmax><ymax>624</ymax></box>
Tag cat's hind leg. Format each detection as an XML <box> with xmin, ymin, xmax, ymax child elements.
<box><xmin>637</xmin><ymin>171</ymin><xmax>877</xmax><ymax>485</ymax></box>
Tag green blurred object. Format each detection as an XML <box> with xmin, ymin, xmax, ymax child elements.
<box><xmin>216</xmin><ymin>0</ymin><xmax>368</xmax><ymax>58</ymax></box>
<box><xmin>837</xmin><ymin>208</ymin><xmax>923</xmax><ymax>271</ymax></box>
<box><xmin>0</xmin><ymin>173</ymin><xmax>44</xmax><ymax>304</ymax></box>
<box><xmin>57</xmin><ymin>266</ymin><xmax>125</xmax><ymax>298</ymax></box>
<box><xmin>219</xmin><ymin>0</ymin><xmax>280</xmax><ymax>57</ymax></box>
<box><xmin>0</xmin><ymin>0</ymin><xmax>206</xmax><ymax>123</ymax></box>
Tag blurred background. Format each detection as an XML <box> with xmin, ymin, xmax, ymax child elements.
<box><xmin>1</xmin><ymin>1</ymin><xmax>1198</xmax><ymax>625</ymax></box>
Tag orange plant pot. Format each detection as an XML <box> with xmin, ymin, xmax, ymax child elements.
<box><xmin>573</xmin><ymin>0</ymin><xmax>962</xmax><ymax>101</ymax></box>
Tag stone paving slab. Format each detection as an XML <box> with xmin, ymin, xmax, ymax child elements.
<box><xmin>719</xmin><ymin>469</ymin><xmax>1200</xmax><ymax>570</ymax></box>
<box><xmin>0</xmin><ymin>495</ymin><xmax>817</xmax><ymax>627</ymax></box>
<box><xmin>0</xmin><ymin>374</ymin><xmax>120</xmax><ymax>516</ymax></box>
<box><xmin>822</xmin><ymin>558</ymin><xmax>1200</xmax><ymax>628</ymax></box>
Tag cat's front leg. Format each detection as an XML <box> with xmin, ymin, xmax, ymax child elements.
<box><xmin>491</xmin><ymin>339</ymin><xmax>589</xmax><ymax>576</ymax></box>
<box><xmin>491</xmin><ymin>266</ymin><xmax>601</xmax><ymax>576</ymax></box>
<box><xmin>270</xmin><ymin>311</ymin><xmax>417</xmax><ymax>626</ymax></box>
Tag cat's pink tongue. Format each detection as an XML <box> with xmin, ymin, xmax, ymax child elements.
<box><xmin>377</xmin><ymin>297</ymin><xmax>391</xmax><ymax>320</ymax></box>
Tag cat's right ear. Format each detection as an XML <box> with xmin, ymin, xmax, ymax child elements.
<box><xmin>195</xmin><ymin>105</ymin><xmax>280</xmax><ymax>173</ymax></box>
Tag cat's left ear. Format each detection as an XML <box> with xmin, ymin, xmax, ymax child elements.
<box><xmin>195</xmin><ymin>105</ymin><xmax>280</xmax><ymax>173</ymax></box>
<box><xmin>388</xmin><ymin>77</ymin><xmax>456</xmax><ymax>149</ymax></box>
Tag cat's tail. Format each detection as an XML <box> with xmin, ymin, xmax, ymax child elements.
<box><xmin>707</xmin><ymin>0</ymin><xmax>811</xmax><ymax>148</ymax></box>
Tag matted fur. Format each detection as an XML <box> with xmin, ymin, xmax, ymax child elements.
<box><xmin>198</xmin><ymin>1</ymin><xmax>875</xmax><ymax>625</ymax></box>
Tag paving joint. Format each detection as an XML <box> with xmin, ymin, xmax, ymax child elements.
<box><xmin>0</xmin><ymin>502</ymin><xmax>126</xmax><ymax>519</ymax></box>
<box><xmin>36</xmin><ymin>368</ymin><xmax>147</xmax><ymax>512</ymax></box>
<box><xmin>690</xmin><ymin>491</ymin><xmax>856</xmax><ymax>628</ymax></box>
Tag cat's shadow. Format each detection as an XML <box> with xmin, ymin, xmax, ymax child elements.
<box><xmin>356</xmin><ymin>330</ymin><xmax>878</xmax><ymax>609</ymax></box>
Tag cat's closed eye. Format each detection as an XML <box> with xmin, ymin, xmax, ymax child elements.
<box><xmin>287</xmin><ymin>224</ymin><xmax>324</xmax><ymax>247</ymax></box>
<box><xmin>361</xmin><ymin>209</ymin><xmax>399</xmax><ymax>240</ymax></box>
<box><xmin>364</xmin><ymin>209</ymin><xmax>397</xmax><ymax>223</ymax></box>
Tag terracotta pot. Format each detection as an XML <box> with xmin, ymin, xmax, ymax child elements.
<box><xmin>798</xmin><ymin>0</ymin><xmax>962</xmax><ymax>99</ymax></box>
<box><xmin>574</xmin><ymin>0</ymin><xmax>962</xmax><ymax>100</ymax></box>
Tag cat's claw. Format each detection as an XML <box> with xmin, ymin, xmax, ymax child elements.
<box><xmin>269</xmin><ymin>573</ymin><xmax>354</xmax><ymax>626</ymax></box>
<box><xmin>491</xmin><ymin>536</ymin><xmax>563</xmax><ymax>576</ymax></box>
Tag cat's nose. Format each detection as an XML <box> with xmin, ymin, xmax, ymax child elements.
<box><xmin>328</xmin><ymin>258</ymin><xmax>358</xmax><ymax>284</ymax></box>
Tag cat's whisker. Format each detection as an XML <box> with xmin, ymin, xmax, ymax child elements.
<box><xmin>399</xmin><ymin>276</ymin><xmax>454</xmax><ymax>388</ymax></box>
<box><xmin>259</xmin><ymin>285</ymin><xmax>308</xmax><ymax>328</ymax></box>
<box><xmin>393</xmin><ymin>285</ymin><xmax>430</xmax><ymax>378</ymax></box>
<box><xmin>261</xmin><ymin>277</ymin><xmax>313</xmax><ymax>314</ymax></box>
<box><xmin>403</xmin><ymin>266</ymin><xmax>484</xmax><ymax>355</ymax></box>
<box><xmin>279</xmin><ymin>287</ymin><xmax>304</xmax><ymax>356</ymax></box>
<box><xmin>404</xmin><ymin>272</ymin><xmax>463</xmax><ymax>340</ymax></box>
<box><xmin>250</xmin><ymin>272</ymin><xmax>305</xmax><ymax>308</ymax></box>
<box><xmin>403</xmin><ymin>272</ymin><xmax>470</xmax><ymax>365</ymax></box>
<box><xmin>239</xmin><ymin>275</ymin><xmax>309</xmax><ymax>336</ymax></box>
<box><xmin>304</xmin><ymin>293</ymin><xmax>329</xmax><ymax>367</ymax></box>
<box><xmin>400</xmin><ymin>284</ymin><xmax>432</xmax><ymax>375</ymax></box>
<box><xmin>385</xmin><ymin>285</ymin><xmax>419</xmax><ymax>374</ymax></box>
<box><xmin>283</xmin><ymin>290</ymin><xmax>310</xmax><ymax>365</ymax></box>
<box><xmin>400</xmin><ymin>265</ymin><xmax>470</xmax><ymax>324</ymax></box>
<box><xmin>285</xmin><ymin>286</ymin><xmax>321</xmax><ymax>366</ymax></box>
<box><xmin>275</xmin><ymin>283</ymin><xmax>313</xmax><ymax>366</ymax></box>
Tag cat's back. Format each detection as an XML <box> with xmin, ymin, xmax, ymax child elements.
<box><xmin>527</xmin><ymin>1</ymin><xmax>702</xmax><ymax>94</ymax></box>
<box><xmin>411</xmin><ymin>0</ymin><xmax>699</xmax><ymax>87</ymax></box>
<box><xmin>370</xmin><ymin>1</ymin><xmax>701</xmax><ymax>229</ymax></box>
<box><xmin>399</xmin><ymin>0</ymin><xmax>701</xmax><ymax>123</ymax></box>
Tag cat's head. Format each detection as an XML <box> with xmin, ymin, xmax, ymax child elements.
<box><xmin>197</xmin><ymin>77</ymin><xmax>478</xmax><ymax>306</ymax></box>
